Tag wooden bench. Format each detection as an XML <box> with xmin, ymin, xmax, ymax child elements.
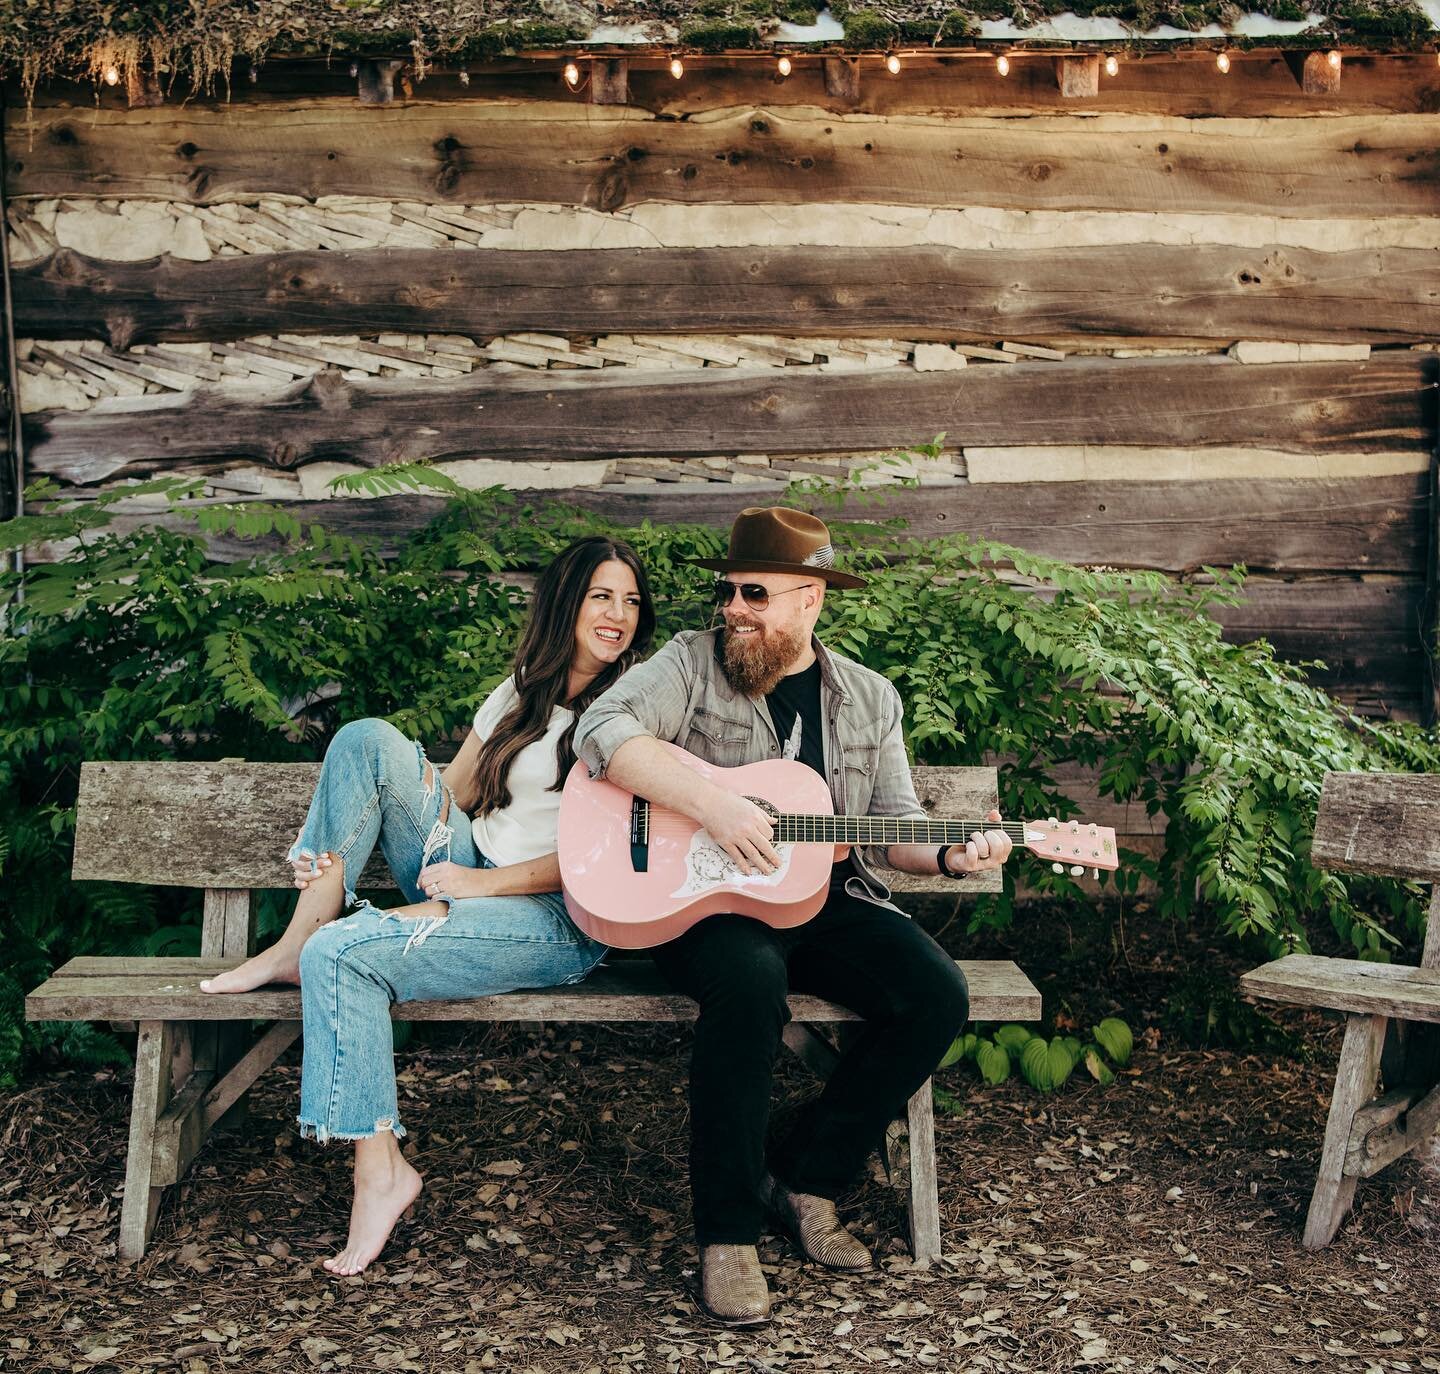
<box><xmin>1241</xmin><ymin>771</ymin><xmax>1440</xmax><ymax>1248</ymax></box>
<box><xmin>27</xmin><ymin>759</ymin><xmax>1040</xmax><ymax>1264</ymax></box>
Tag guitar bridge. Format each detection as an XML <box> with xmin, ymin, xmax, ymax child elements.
<box><xmin>629</xmin><ymin>796</ymin><xmax>649</xmax><ymax>873</ymax></box>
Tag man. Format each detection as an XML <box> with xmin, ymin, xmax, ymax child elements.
<box><xmin>573</xmin><ymin>508</ymin><xmax>1012</xmax><ymax>1326</ymax></box>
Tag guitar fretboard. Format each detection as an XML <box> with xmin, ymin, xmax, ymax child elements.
<box><xmin>641</xmin><ymin>814</ymin><xmax>1029</xmax><ymax>846</ymax></box>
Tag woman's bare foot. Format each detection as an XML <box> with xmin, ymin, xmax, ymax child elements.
<box><xmin>323</xmin><ymin>1146</ymin><xmax>422</xmax><ymax>1277</ymax></box>
<box><xmin>199</xmin><ymin>944</ymin><xmax>301</xmax><ymax>994</ymax></box>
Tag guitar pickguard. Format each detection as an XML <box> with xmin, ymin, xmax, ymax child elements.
<box><xmin>669</xmin><ymin>830</ymin><xmax>796</xmax><ymax>898</ymax></box>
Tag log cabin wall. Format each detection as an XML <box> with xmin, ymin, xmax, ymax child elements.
<box><xmin>4</xmin><ymin>45</ymin><xmax>1439</xmax><ymax>830</ymax></box>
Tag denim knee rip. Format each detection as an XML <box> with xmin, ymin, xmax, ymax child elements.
<box><xmin>287</xmin><ymin>733</ymin><xmax>457</xmax><ymax>917</ymax></box>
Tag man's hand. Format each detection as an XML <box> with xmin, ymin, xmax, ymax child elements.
<box><xmin>944</xmin><ymin>808</ymin><xmax>1013</xmax><ymax>876</ymax></box>
<box><xmin>698</xmin><ymin>787</ymin><xmax>781</xmax><ymax>876</ymax></box>
<box><xmin>418</xmin><ymin>861</ymin><xmax>491</xmax><ymax>901</ymax></box>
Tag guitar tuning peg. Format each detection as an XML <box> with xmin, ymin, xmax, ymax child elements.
<box><xmin>1047</xmin><ymin>817</ymin><xmax>1058</xmax><ymax>827</ymax></box>
<box><xmin>1052</xmin><ymin>862</ymin><xmax>1064</xmax><ymax>874</ymax></box>
<box><xmin>1092</xmin><ymin>868</ymin><xmax>1099</xmax><ymax>880</ymax></box>
<box><xmin>1069</xmin><ymin>864</ymin><xmax>1085</xmax><ymax>877</ymax></box>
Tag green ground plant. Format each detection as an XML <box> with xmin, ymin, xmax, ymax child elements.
<box><xmin>1</xmin><ymin>458</ymin><xmax>1435</xmax><ymax>1085</ymax></box>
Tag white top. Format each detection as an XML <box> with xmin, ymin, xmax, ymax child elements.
<box><xmin>469</xmin><ymin>676</ymin><xmax>573</xmax><ymax>868</ymax></box>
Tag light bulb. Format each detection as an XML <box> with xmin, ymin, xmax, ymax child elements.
<box><xmin>996</xmin><ymin>54</ymin><xmax>1010</xmax><ymax>77</ymax></box>
<box><xmin>777</xmin><ymin>55</ymin><xmax>792</xmax><ymax>77</ymax></box>
<box><xmin>1327</xmin><ymin>49</ymin><xmax>1342</xmax><ymax>71</ymax></box>
<box><xmin>103</xmin><ymin>64</ymin><xmax>120</xmax><ymax>86</ymax></box>
<box><xmin>247</xmin><ymin>64</ymin><xmax>258</xmax><ymax>83</ymax></box>
<box><xmin>885</xmin><ymin>54</ymin><xmax>901</xmax><ymax>75</ymax></box>
<box><xmin>458</xmin><ymin>65</ymin><xmax>469</xmax><ymax>86</ymax></box>
<box><xmin>348</xmin><ymin>61</ymin><xmax>359</xmax><ymax>78</ymax></box>
<box><xmin>669</xmin><ymin>56</ymin><xmax>684</xmax><ymax>80</ymax></box>
<box><xmin>1103</xmin><ymin>54</ymin><xmax>1119</xmax><ymax>77</ymax></box>
<box><xmin>563</xmin><ymin>62</ymin><xmax>580</xmax><ymax>88</ymax></box>
<box><xmin>1216</xmin><ymin>51</ymin><xmax>1230</xmax><ymax>74</ymax></box>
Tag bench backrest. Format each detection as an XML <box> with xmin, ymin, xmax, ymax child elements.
<box><xmin>1314</xmin><ymin>770</ymin><xmax>1440</xmax><ymax>967</ymax></box>
<box><xmin>72</xmin><ymin>758</ymin><xmax>1003</xmax><ymax>894</ymax></box>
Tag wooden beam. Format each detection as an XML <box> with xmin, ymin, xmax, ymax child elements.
<box><xmin>44</xmin><ymin>472</ymin><xmax>1432</xmax><ymax>579</ymax></box>
<box><xmin>590</xmin><ymin>58</ymin><xmax>627</xmax><ymax>105</ymax></box>
<box><xmin>17</xmin><ymin>55</ymin><xmax>1440</xmax><ymax>119</ymax></box>
<box><xmin>15</xmin><ymin>245</ymin><xmax>1440</xmax><ymax>349</ymax></box>
<box><xmin>1057</xmin><ymin>56</ymin><xmax>1099</xmax><ymax>99</ymax></box>
<box><xmin>9</xmin><ymin>103</ymin><xmax>1437</xmax><ymax>219</ymax></box>
<box><xmin>118</xmin><ymin>1020</ymin><xmax>174</xmax><ymax>1261</ymax></box>
<box><xmin>22</xmin><ymin>355</ymin><xmax>1433</xmax><ymax>490</ymax></box>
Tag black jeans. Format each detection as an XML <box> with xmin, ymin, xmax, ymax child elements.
<box><xmin>652</xmin><ymin>889</ymin><xmax>970</xmax><ymax>1246</ymax></box>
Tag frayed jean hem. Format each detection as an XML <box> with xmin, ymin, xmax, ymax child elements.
<box><xmin>297</xmin><ymin>1116</ymin><xmax>408</xmax><ymax>1145</ymax></box>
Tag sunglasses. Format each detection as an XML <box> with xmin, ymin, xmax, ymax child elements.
<box><xmin>713</xmin><ymin>580</ymin><xmax>810</xmax><ymax>611</ymax></box>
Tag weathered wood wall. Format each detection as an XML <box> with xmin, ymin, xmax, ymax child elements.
<box><xmin>4</xmin><ymin>51</ymin><xmax>1438</xmax><ymax>801</ymax></box>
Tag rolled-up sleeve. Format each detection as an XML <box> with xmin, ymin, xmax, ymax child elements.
<box><xmin>864</xmin><ymin>682</ymin><xmax>928</xmax><ymax>872</ymax></box>
<box><xmin>573</xmin><ymin>636</ymin><xmax>698</xmax><ymax>780</ymax></box>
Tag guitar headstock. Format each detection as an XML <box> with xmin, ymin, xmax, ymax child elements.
<box><xmin>1021</xmin><ymin>816</ymin><xmax>1119</xmax><ymax>876</ymax></box>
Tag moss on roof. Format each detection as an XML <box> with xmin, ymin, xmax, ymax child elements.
<box><xmin>0</xmin><ymin>0</ymin><xmax>1433</xmax><ymax>101</ymax></box>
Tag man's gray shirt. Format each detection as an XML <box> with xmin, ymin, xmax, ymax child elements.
<box><xmin>572</xmin><ymin>628</ymin><xmax>928</xmax><ymax>909</ymax></box>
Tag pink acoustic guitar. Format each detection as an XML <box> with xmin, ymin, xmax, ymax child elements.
<box><xmin>558</xmin><ymin>742</ymin><xmax>1119</xmax><ymax>949</ymax></box>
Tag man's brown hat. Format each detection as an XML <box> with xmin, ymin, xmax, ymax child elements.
<box><xmin>689</xmin><ymin>507</ymin><xmax>867</xmax><ymax>589</ymax></box>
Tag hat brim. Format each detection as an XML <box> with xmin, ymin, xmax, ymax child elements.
<box><xmin>688</xmin><ymin>556</ymin><xmax>867</xmax><ymax>590</ymax></box>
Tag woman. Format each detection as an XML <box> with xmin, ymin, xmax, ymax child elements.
<box><xmin>200</xmin><ymin>535</ymin><xmax>656</xmax><ymax>1274</ymax></box>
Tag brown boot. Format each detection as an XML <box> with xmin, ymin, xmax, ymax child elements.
<box><xmin>697</xmin><ymin>1244</ymin><xmax>771</xmax><ymax>1327</ymax></box>
<box><xmin>762</xmin><ymin>1173</ymin><xmax>873</xmax><ymax>1272</ymax></box>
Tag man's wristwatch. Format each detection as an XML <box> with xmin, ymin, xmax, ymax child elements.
<box><xmin>936</xmin><ymin>844</ymin><xmax>969</xmax><ymax>879</ymax></box>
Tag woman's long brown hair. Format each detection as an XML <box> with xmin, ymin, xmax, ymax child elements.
<box><xmin>469</xmin><ymin>536</ymin><xmax>656</xmax><ymax>816</ymax></box>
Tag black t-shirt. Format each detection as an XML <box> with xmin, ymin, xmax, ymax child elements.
<box><xmin>764</xmin><ymin>660</ymin><xmax>850</xmax><ymax>886</ymax></box>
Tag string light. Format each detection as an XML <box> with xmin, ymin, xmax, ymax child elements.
<box><xmin>1215</xmin><ymin>51</ymin><xmax>1230</xmax><ymax>74</ymax></box>
<box><xmin>348</xmin><ymin>61</ymin><xmax>359</xmax><ymax>78</ymax></box>
<box><xmin>1326</xmin><ymin>49</ymin><xmax>1342</xmax><ymax>71</ymax></box>
<box><xmin>996</xmin><ymin>53</ymin><xmax>1010</xmax><ymax>77</ymax></box>
<box><xmin>1103</xmin><ymin>53</ymin><xmax>1119</xmax><ymax>77</ymax></box>
<box><xmin>247</xmin><ymin>64</ymin><xmax>258</xmax><ymax>83</ymax></box>
<box><xmin>457</xmin><ymin>64</ymin><xmax>470</xmax><ymax>85</ymax></box>
<box><xmin>777</xmin><ymin>55</ymin><xmax>792</xmax><ymax>77</ymax></box>
<box><xmin>885</xmin><ymin>53</ymin><xmax>901</xmax><ymax>75</ymax></box>
<box><xmin>563</xmin><ymin>61</ymin><xmax>581</xmax><ymax>88</ymax></box>
<box><xmin>669</xmin><ymin>55</ymin><xmax>684</xmax><ymax>80</ymax></box>
<box><xmin>103</xmin><ymin>64</ymin><xmax>120</xmax><ymax>86</ymax></box>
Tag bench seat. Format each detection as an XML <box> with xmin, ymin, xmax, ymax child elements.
<box><xmin>29</xmin><ymin>956</ymin><xmax>1040</xmax><ymax>1024</ymax></box>
<box><xmin>1242</xmin><ymin>954</ymin><xmax>1440</xmax><ymax>1025</ymax></box>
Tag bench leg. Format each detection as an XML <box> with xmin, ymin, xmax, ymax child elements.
<box><xmin>905</xmin><ymin>1080</ymin><xmax>941</xmax><ymax>1266</ymax></box>
<box><xmin>119</xmin><ymin>1020</ymin><xmax>176</xmax><ymax>1263</ymax></box>
<box><xmin>1304</xmin><ymin>1012</ymin><xmax>1386</xmax><ymax>1250</ymax></box>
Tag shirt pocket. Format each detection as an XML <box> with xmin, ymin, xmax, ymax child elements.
<box><xmin>683</xmin><ymin>708</ymin><xmax>755</xmax><ymax>769</ymax></box>
<box><xmin>841</xmin><ymin>743</ymin><xmax>879</xmax><ymax>812</ymax></box>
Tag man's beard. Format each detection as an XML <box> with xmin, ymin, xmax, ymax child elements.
<box><xmin>720</xmin><ymin>621</ymin><xmax>808</xmax><ymax>697</ymax></box>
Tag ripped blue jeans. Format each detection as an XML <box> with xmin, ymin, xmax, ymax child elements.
<box><xmin>291</xmin><ymin>718</ymin><xmax>606</xmax><ymax>1143</ymax></box>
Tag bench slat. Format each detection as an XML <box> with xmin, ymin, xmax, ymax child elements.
<box><xmin>28</xmin><ymin>957</ymin><xmax>1041</xmax><ymax>1025</ymax></box>
<box><xmin>72</xmin><ymin>760</ymin><xmax>1002</xmax><ymax>894</ymax></box>
<box><xmin>1312</xmin><ymin>772</ymin><xmax>1440</xmax><ymax>881</ymax></box>
<box><xmin>1240</xmin><ymin>953</ymin><xmax>1440</xmax><ymax>1024</ymax></box>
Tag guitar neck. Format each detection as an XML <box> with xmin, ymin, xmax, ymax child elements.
<box><xmin>772</xmin><ymin>815</ymin><xmax>1027</xmax><ymax>846</ymax></box>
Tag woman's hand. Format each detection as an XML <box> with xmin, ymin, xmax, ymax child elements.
<box><xmin>291</xmin><ymin>839</ymin><xmax>334</xmax><ymax>891</ymax></box>
<box><xmin>417</xmin><ymin>861</ymin><xmax>490</xmax><ymax>902</ymax></box>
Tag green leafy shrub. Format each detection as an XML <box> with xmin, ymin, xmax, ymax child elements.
<box><xmin>943</xmin><ymin>1019</ymin><xmax>1133</xmax><ymax>1093</ymax></box>
<box><xmin>1</xmin><ymin>456</ymin><xmax>1436</xmax><ymax>1085</ymax></box>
